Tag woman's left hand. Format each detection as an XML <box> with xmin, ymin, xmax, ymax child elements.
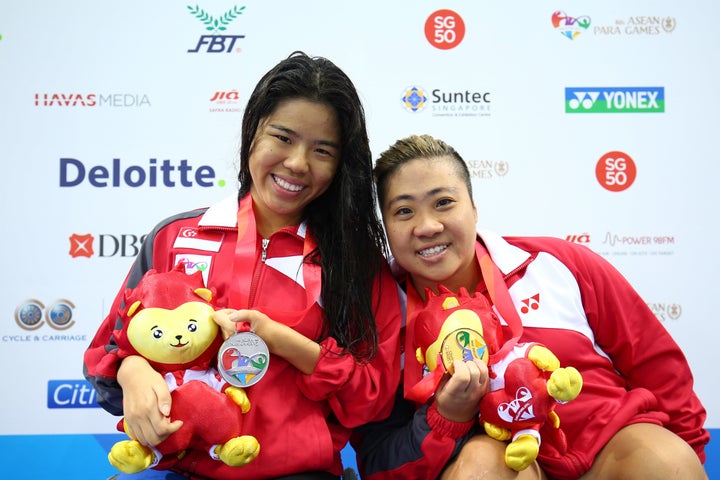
<box><xmin>213</xmin><ymin>308</ymin><xmax>277</xmax><ymax>342</ymax></box>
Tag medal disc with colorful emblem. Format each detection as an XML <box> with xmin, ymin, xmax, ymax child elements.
<box><xmin>440</xmin><ymin>328</ymin><xmax>488</xmax><ymax>373</ymax></box>
<box><xmin>218</xmin><ymin>331</ymin><xmax>270</xmax><ymax>387</ymax></box>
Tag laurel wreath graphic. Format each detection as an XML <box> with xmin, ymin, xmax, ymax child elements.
<box><xmin>187</xmin><ymin>5</ymin><xmax>246</xmax><ymax>32</ymax></box>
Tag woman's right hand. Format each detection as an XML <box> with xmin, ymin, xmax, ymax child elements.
<box><xmin>434</xmin><ymin>359</ymin><xmax>489</xmax><ymax>423</ymax></box>
<box><xmin>116</xmin><ymin>355</ymin><xmax>183</xmax><ymax>446</ymax></box>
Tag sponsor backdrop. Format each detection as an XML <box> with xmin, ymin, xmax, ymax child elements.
<box><xmin>1</xmin><ymin>1</ymin><xmax>718</xmax><ymax>478</ymax></box>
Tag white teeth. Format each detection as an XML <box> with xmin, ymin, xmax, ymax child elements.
<box><xmin>274</xmin><ymin>175</ymin><xmax>303</xmax><ymax>192</ymax></box>
<box><xmin>418</xmin><ymin>245</ymin><xmax>447</xmax><ymax>257</ymax></box>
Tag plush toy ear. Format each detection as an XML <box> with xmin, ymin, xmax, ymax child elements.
<box><xmin>127</xmin><ymin>300</ymin><xmax>142</xmax><ymax>317</ymax></box>
<box><xmin>194</xmin><ymin>287</ymin><xmax>213</xmax><ymax>303</ymax></box>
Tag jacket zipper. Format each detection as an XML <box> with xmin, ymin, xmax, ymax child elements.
<box><xmin>248</xmin><ymin>238</ymin><xmax>269</xmax><ymax>307</ymax></box>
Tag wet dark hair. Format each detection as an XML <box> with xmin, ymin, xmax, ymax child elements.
<box><xmin>237</xmin><ymin>51</ymin><xmax>386</xmax><ymax>360</ymax></box>
<box><xmin>374</xmin><ymin>134</ymin><xmax>474</xmax><ymax>210</ymax></box>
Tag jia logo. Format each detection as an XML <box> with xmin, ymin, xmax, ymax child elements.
<box><xmin>15</xmin><ymin>299</ymin><xmax>75</xmax><ymax>331</ymax></box>
<box><xmin>551</xmin><ymin>11</ymin><xmax>591</xmax><ymax>40</ymax></box>
<box><xmin>401</xmin><ymin>86</ymin><xmax>429</xmax><ymax>113</ymax></box>
<box><xmin>520</xmin><ymin>294</ymin><xmax>540</xmax><ymax>314</ymax></box>
<box><xmin>187</xmin><ymin>5</ymin><xmax>246</xmax><ymax>53</ymax></box>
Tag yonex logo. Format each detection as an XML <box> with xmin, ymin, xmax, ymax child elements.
<box><xmin>566</xmin><ymin>87</ymin><xmax>664</xmax><ymax>113</ymax></box>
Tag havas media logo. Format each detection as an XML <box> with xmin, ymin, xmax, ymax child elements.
<box><xmin>566</xmin><ymin>87</ymin><xmax>664</xmax><ymax>113</ymax></box>
<box><xmin>59</xmin><ymin>157</ymin><xmax>228</xmax><ymax>188</ymax></box>
<box><xmin>34</xmin><ymin>93</ymin><xmax>150</xmax><ymax>108</ymax></box>
<box><xmin>187</xmin><ymin>5</ymin><xmax>246</xmax><ymax>53</ymax></box>
<box><xmin>69</xmin><ymin>233</ymin><xmax>148</xmax><ymax>259</ymax></box>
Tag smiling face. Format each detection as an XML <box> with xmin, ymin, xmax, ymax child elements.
<box><xmin>248</xmin><ymin>98</ymin><xmax>341</xmax><ymax>235</ymax></box>
<box><xmin>381</xmin><ymin>156</ymin><xmax>481</xmax><ymax>298</ymax></box>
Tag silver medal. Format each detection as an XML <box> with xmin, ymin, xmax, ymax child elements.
<box><xmin>218</xmin><ymin>331</ymin><xmax>270</xmax><ymax>387</ymax></box>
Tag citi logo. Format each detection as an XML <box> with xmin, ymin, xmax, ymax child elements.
<box><xmin>566</xmin><ymin>87</ymin><xmax>664</xmax><ymax>113</ymax></box>
<box><xmin>47</xmin><ymin>380</ymin><xmax>100</xmax><ymax>409</ymax></box>
<box><xmin>69</xmin><ymin>233</ymin><xmax>148</xmax><ymax>259</ymax></box>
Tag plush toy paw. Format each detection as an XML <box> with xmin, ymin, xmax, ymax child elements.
<box><xmin>108</xmin><ymin>439</ymin><xmax>155</xmax><ymax>474</ymax></box>
<box><xmin>225</xmin><ymin>386</ymin><xmax>251</xmax><ymax>413</ymax></box>
<box><xmin>505</xmin><ymin>434</ymin><xmax>539</xmax><ymax>472</ymax></box>
<box><xmin>527</xmin><ymin>345</ymin><xmax>560</xmax><ymax>372</ymax></box>
<box><xmin>215</xmin><ymin>435</ymin><xmax>260</xmax><ymax>467</ymax></box>
<box><xmin>547</xmin><ymin>366</ymin><xmax>583</xmax><ymax>402</ymax></box>
<box><xmin>483</xmin><ymin>421</ymin><xmax>512</xmax><ymax>441</ymax></box>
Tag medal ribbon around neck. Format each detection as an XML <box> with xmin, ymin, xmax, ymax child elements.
<box><xmin>219</xmin><ymin>194</ymin><xmax>322</xmax><ymax>387</ymax></box>
<box><xmin>228</xmin><ymin>194</ymin><xmax>322</xmax><ymax>311</ymax></box>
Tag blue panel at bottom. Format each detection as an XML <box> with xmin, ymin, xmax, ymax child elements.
<box><xmin>0</xmin><ymin>430</ymin><xmax>716</xmax><ymax>479</ymax></box>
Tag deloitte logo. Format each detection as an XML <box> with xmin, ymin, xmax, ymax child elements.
<box><xmin>565</xmin><ymin>87</ymin><xmax>664</xmax><ymax>113</ymax></box>
<box><xmin>59</xmin><ymin>157</ymin><xmax>227</xmax><ymax>188</ymax></box>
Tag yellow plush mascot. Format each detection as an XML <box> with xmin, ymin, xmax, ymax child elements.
<box><xmin>107</xmin><ymin>263</ymin><xmax>260</xmax><ymax>474</ymax></box>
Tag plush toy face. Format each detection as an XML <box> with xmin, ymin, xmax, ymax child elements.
<box><xmin>126</xmin><ymin>301</ymin><xmax>219</xmax><ymax>365</ymax></box>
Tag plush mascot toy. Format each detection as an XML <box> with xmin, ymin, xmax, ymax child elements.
<box><xmin>407</xmin><ymin>286</ymin><xmax>583</xmax><ymax>472</ymax></box>
<box><xmin>107</xmin><ymin>263</ymin><xmax>260</xmax><ymax>474</ymax></box>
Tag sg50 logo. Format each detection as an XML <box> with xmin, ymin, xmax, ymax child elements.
<box><xmin>425</xmin><ymin>9</ymin><xmax>466</xmax><ymax>50</ymax></box>
<box><xmin>596</xmin><ymin>151</ymin><xmax>637</xmax><ymax>192</ymax></box>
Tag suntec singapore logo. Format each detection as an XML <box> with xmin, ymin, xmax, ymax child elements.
<box><xmin>401</xmin><ymin>86</ymin><xmax>429</xmax><ymax>113</ymax></box>
<box><xmin>552</xmin><ymin>11</ymin><xmax>591</xmax><ymax>39</ymax></box>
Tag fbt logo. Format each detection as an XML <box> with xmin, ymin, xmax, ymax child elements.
<box><xmin>47</xmin><ymin>380</ymin><xmax>100</xmax><ymax>409</ymax></box>
<box><xmin>59</xmin><ymin>157</ymin><xmax>226</xmax><ymax>188</ymax></box>
<box><xmin>596</xmin><ymin>151</ymin><xmax>637</xmax><ymax>192</ymax></box>
<box><xmin>566</xmin><ymin>87</ymin><xmax>664</xmax><ymax>113</ymax></box>
<box><xmin>69</xmin><ymin>233</ymin><xmax>148</xmax><ymax>259</ymax></box>
<box><xmin>187</xmin><ymin>5</ymin><xmax>246</xmax><ymax>53</ymax></box>
<box><xmin>15</xmin><ymin>299</ymin><xmax>75</xmax><ymax>331</ymax></box>
<box><xmin>425</xmin><ymin>9</ymin><xmax>466</xmax><ymax>50</ymax></box>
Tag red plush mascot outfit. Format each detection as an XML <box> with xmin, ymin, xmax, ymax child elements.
<box><xmin>105</xmin><ymin>263</ymin><xmax>260</xmax><ymax>474</ymax></box>
<box><xmin>405</xmin><ymin>245</ymin><xmax>583</xmax><ymax>471</ymax></box>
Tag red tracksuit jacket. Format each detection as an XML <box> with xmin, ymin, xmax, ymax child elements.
<box><xmin>84</xmin><ymin>194</ymin><xmax>402</xmax><ymax>479</ymax></box>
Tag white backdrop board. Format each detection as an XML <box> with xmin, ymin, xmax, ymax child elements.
<box><xmin>0</xmin><ymin>1</ymin><xmax>718</xmax><ymax>478</ymax></box>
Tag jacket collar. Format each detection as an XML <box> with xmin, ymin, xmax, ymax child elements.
<box><xmin>197</xmin><ymin>193</ymin><xmax>309</xmax><ymax>240</ymax></box>
<box><xmin>477</xmin><ymin>229</ymin><xmax>531</xmax><ymax>275</ymax></box>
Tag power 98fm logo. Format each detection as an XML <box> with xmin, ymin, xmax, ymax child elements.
<box><xmin>15</xmin><ymin>299</ymin><xmax>75</xmax><ymax>330</ymax></box>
